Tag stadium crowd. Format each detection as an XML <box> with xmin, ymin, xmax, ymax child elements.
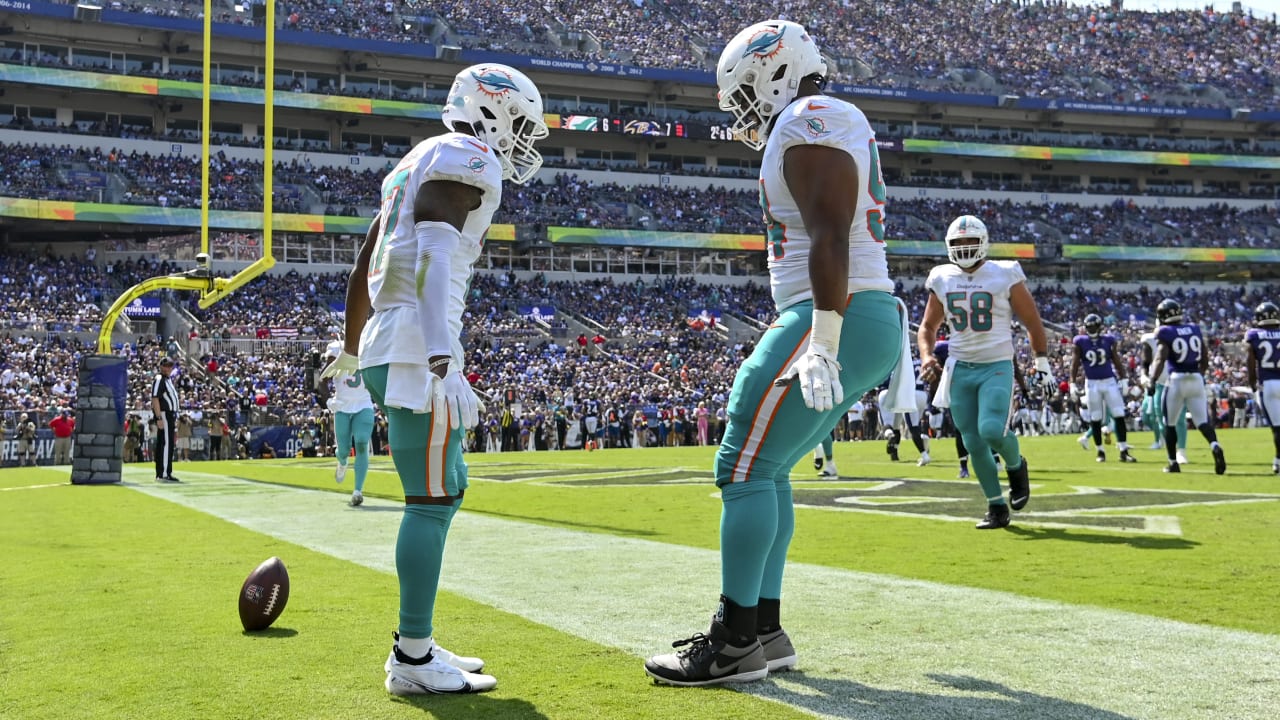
<box><xmin>3</xmin><ymin>247</ymin><xmax>1275</xmax><ymax>465</ymax></box>
<box><xmin>38</xmin><ymin>0</ymin><xmax>1280</xmax><ymax>110</ymax></box>
<box><xmin>2</xmin><ymin>141</ymin><xmax>1277</xmax><ymax>246</ymax></box>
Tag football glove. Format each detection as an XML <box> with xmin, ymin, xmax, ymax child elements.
<box><xmin>431</xmin><ymin>370</ymin><xmax>478</xmax><ymax>430</ymax></box>
<box><xmin>1118</xmin><ymin>378</ymin><xmax>1129</xmax><ymax>396</ymax></box>
<box><xmin>775</xmin><ymin>309</ymin><xmax>844</xmax><ymax>413</ymax></box>
<box><xmin>320</xmin><ymin>351</ymin><xmax>359</xmax><ymax>380</ymax></box>
<box><xmin>1033</xmin><ymin>356</ymin><xmax>1056</xmax><ymax>393</ymax></box>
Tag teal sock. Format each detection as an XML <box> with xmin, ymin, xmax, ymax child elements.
<box><xmin>759</xmin><ymin>479</ymin><xmax>794</xmax><ymax>600</ymax></box>
<box><xmin>966</xmin><ymin>436</ymin><xmax>1006</xmax><ymax>505</ymax></box>
<box><xmin>354</xmin><ymin>444</ymin><xmax>370</xmax><ymax>492</ymax></box>
<box><xmin>395</xmin><ymin>503</ymin><xmax>457</xmax><ymax>638</ymax></box>
<box><xmin>719</xmin><ymin>483</ymin><xmax>777</xmax><ymax>607</ymax></box>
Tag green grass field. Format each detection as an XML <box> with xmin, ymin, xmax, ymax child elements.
<box><xmin>4</xmin><ymin>430</ymin><xmax>1280</xmax><ymax>719</ymax></box>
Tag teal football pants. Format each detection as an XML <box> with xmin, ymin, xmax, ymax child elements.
<box><xmin>334</xmin><ymin>407</ymin><xmax>374</xmax><ymax>492</ymax></box>
<box><xmin>949</xmin><ymin>360</ymin><xmax>1022</xmax><ymax>505</ymax></box>
<box><xmin>715</xmin><ymin>291</ymin><xmax>902</xmax><ymax>608</ymax></box>
<box><xmin>364</xmin><ymin>364</ymin><xmax>469</xmax><ymax>639</ymax></box>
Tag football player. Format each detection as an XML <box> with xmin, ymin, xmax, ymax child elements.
<box><xmin>876</xmin><ymin>354</ymin><xmax>931</xmax><ymax>465</ymax></box>
<box><xmin>1245</xmin><ymin>301</ymin><xmax>1280</xmax><ymax>473</ymax></box>
<box><xmin>919</xmin><ymin>215</ymin><xmax>1054</xmax><ymax>530</ymax></box>
<box><xmin>324</xmin><ymin>63</ymin><xmax>547</xmax><ymax>695</ymax></box>
<box><xmin>1148</xmin><ymin>299</ymin><xmax>1226</xmax><ymax>474</ymax></box>
<box><xmin>645</xmin><ymin>19</ymin><xmax>908</xmax><ymax>687</ymax></box>
<box><xmin>324</xmin><ymin>339</ymin><xmax>375</xmax><ymax>506</ymax></box>
<box><xmin>1140</xmin><ymin>327</ymin><xmax>1188</xmax><ymax>461</ymax></box>
<box><xmin>1071</xmin><ymin>313</ymin><xmax>1136</xmax><ymax>463</ymax></box>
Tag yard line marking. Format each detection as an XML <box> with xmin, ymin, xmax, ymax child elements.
<box><xmin>127</xmin><ymin>469</ymin><xmax>1280</xmax><ymax>720</ymax></box>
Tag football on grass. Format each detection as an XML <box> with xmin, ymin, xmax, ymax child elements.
<box><xmin>238</xmin><ymin>556</ymin><xmax>290</xmax><ymax>631</ymax></box>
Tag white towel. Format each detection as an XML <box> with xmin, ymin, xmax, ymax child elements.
<box><xmin>933</xmin><ymin>356</ymin><xmax>958</xmax><ymax>409</ymax></box>
<box><xmin>383</xmin><ymin>362</ymin><xmax>433</xmax><ymax>414</ymax></box>
<box><xmin>885</xmin><ymin>299</ymin><xmax>919</xmax><ymax>414</ymax></box>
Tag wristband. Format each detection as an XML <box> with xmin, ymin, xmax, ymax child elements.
<box><xmin>810</xmin><ymin>309</ymin><xmax>844</xmax><ymax>356</ymax></box>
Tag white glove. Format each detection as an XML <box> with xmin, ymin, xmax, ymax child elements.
<box><xmin>319</xmin><ymin>351</ymin><xmax>358</xmax><ymax>380</ymax></box>
<box><xmin>1034</xmin><ymin>356</ymin><xmax>1056</xmax><ymax>393</ymax></box>
<box><xmin>775</xmin><ymin>309</ymin><xmax>844</xmax><ymax>413</ymax></box>
<box><xmin>431</xmin><ymin>370</ymin><xmax>478</xmax><ymax>430</ymax></box>
<box><xmin>1118</xmin><ymin>378</ymin><xmax>1130</xmax><ymax>396</ymax></box>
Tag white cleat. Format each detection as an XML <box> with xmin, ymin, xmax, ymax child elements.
<box><xmin>335</xmin><ymin>462</ymin><xmax>347</xmax><ymax>484</ymax></box>
<box><xmin>385</xmin><ymin>652</ymin><xmax>496</xmax><ymax>695</ymax></box>
<box><xmin>349</xmin><ymin>490</ymin><xmax>363</xmax><ymax>507</ymax></box>
<box><xmin>1176</xmin><ymin>451</ymin><xmax>1189</xmax><ymax>465</ymax></box>
<box><xmin>820</xmin><ymin>466</ymin><xmax>838</xmax><ymax>478</ymax></box>
<box><xmin>1078</xmin><ymin>435</ymin><xmax>1091</xmax><ymax>451</ymax></box>
<box><xmin>386</xmin><ymin>639</ymin><xmax>485</xmax><ymax>673</ymax></box>
<box><xmin>1148</xmin><ymin>441</ymin><xmax>1164</xmax><ymax>450</ymax></box>
<box><xmin>916</xmin><ymin>451</ymin><xmax>931</xmax><ymax>467</ymax></box>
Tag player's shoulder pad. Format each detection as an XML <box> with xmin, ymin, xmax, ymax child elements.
<box><xmin>1072</xmin><ymin>334</ymin><xmax>1088</xmax><ymax>345</ymax></box>
<box><xmin>925</xmin><ymin>262</ymin><xmax>955</xmax><ymax>290</ymax></box>
<box><xmin>422</xmin><ymin>133</ymin><xmax>502</xmax><ymax>193</ymax></box>
<box><xmin>989</xmin><ymin>259</ymin><xmax>1027</xmax><ymax>284</ymax></box>
<box><xmin>772</xmin><ymin>95</ymin><xmax>868</xmax><ymax>150</ymax></box>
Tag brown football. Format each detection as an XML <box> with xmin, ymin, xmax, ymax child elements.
<box><xmin>238</xmin><ymin>557</ymin><xmax>290</xmax><ymax>632</ymax></box>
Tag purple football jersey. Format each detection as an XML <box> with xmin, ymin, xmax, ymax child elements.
<box><xmin>1073</xmin><ymin>334</ymin><xmax>1117</xmax><ymax>381</ymax></box>
<box><xmin>1247</xmin><ymin>327</ymin><xmax>1280</xmax><ymax>382</ymax></box>
<box><xmin>1156</xmin><ymin>324</ymin><xmax>1204</xmax><ymax>374</ymax></box>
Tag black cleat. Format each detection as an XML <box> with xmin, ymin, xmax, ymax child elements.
<box><xmin>1164</xmin><ymin>461</ymin><xmax>1181</xmax><ymax>473</ymax></box>
<box><xmin>976</xmin><ymin>503</ymin><xmax>1011</xmax><ymax>530</ymax></box>
<box><xmin>644</xmin><ymin>620</ymin><xmax>768</xmax><ymax>687</ymax></box>
<box><xmin>1007</xmin><ymin>458</ymin><xmax>1030</xmax><ymax>511</ymax></box>
<box><xmin>758</xmin><ymin>628</ymin><xmax>797</xmax><ymax>673</ymax></box>
<box><xmin>1096</xmin><ymin>450</ymin><xmax>1106</xmax><ymax>463</ymax></box>
<box><xmin>887</xmin><ymin>444</ymin><xmax>900</xmax><ymax>462</ymax></box>
<box><xmin>1119</xmin><ymin>449</ymin><xmax>1137</xmax><ymax>463</ymax></box>
<box><xmin>813</xmin><ymin>456</ymin><xmax>823</xmax><ymax>470</ymax></box>
<box><xmin>1212</xmin><ymin>446</ymin><xmax>1227</xmax><ymax>475</ymax></box>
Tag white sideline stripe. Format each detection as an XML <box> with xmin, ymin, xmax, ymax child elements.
<box><xmin>125</xmin><ymin>469</ymin><xmax>1280</xmax><ymax>720</ymax></box>
<box><xmin>0</xmin><ymin>483</ymin><xmax>65</xmax><ymax>492</ymax></box>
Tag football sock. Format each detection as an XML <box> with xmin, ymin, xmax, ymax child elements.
<box><xmin>759</xmin><ymin>479</ymin><xmax>794</xmax><ymax>601</ymax></box>
<box><xmin>1090</xmin><ymin>421</ymin><xmax>1104</xmax><ymax>448</ymax></box>
<box><xmin>397</xmin><ymin>635</ymin><xmax>432</xmax><ymax>660</ymax></box>
<box><xmin>715</xmin><ymin>595</ymin><xmax>757</xmax><ymax>646</ymax></box>
<box><xmin>395</xmin><ymin>503</ymin><xmax>457</xmax><ymax>639</ymax></box>
<box><xmin>966</xmin><ymin>440</ymin><xmax>1004</xmax><ymax>502</ymax></box>
<box><xmin>1198</xmin><ymin>422</ymin><xmax>1219</xmax><ymax>445</ymax></box>
<box><xmin>354</xmin><ymin>442</ymin><xmax>370</xmax><ymax>492</ymax></box>
<box><xmin>909</xmin><ymin>424</ymin><xmax>926</xmax><ymax>453</ymax></box>
<box><xmin>955</xmin><ymin>434</ymin><xmax>968</xmax><ymax>459</ymax></box>
<box><xmin>1113</xmin><ymin>419</ymin><xmax>1128</xmax><ymax>448</ymax></box>
<box><xmin>756</xmin><ymin>597</ymin><xmax>781</xmax><ymax>635</ymax></box>
<box><xmin>1271</xmin><ymin>428</ymin><xmax>1280</xmax><ymax>457</ymax></box>
<box><xmin>988</xmin><ymin>431</ymin><xmax>1022</xmax><ymax>474</ymax></box>
<box><xmin>820</xmin><ymin>434</ymin><xmax>833</xmax><ymax>461</ymax></box>
<box><xmin>1165</xmin><ymin>426</ymin><xmax>1180</xmax><ymax>462</ymax></box>
<box><xmin>719</xmin><ymin>482</ymin><xmax>777</xmax><ymax>609</ymax></box>
<box><xmin>1175</xmin><ymin>416</ymin><xmax>1188</xmax><ymax>449</ymax></box>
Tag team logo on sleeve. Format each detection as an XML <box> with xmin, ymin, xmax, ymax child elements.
<box><xmin>466</xmin><ymin>156</ymin><xmax>488</xmax><ymax>173</ymax></box>
<box><xmin>742</xmin><ymin>27</ymin><xmax>786</xmax><ymax>59</ymax></box>
<box><xmin>471</xmin><ymin>67</ymin><xmax>519</xmax><ymax>98</ymax></box>
<box><xmin>803</xmin><ymin>117</ymin><xmax>829</xmax><ymax>137</ymax></box>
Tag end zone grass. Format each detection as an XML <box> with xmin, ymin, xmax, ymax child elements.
<box><xmin>3</xmin><ymin>429</ymin><xmax>1278</xmax><ymax>718</ymax></box>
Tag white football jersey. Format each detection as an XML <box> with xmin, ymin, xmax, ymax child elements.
<box><xmin>1140</xmin><ymin>331</ymin><xmax>1166</xmax><ymax>386</ymax></box>
<box><xmin>359</xmin><ymin>133</ymin><xmax>502</xmax><ymax>368</ymax></box>
<box><xmin>925</xmin><ymin>260</ymin><xmax>1026</xmax><ymax>363</ymax></box>
<box><xmin>759</xmin><ymin>94</ymin><xmax>892</xmax><ymax>312</ymax></box>
<box><xmin>328</xmin><ymin>369</ymin><xmax>375</xmax><ymax>414</ymax></box>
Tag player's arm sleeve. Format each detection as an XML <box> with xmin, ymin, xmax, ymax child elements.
<box><xmin>414</xmin><ymin>220</ymin><xmax>460</xmax><ymax>358</ymax></box>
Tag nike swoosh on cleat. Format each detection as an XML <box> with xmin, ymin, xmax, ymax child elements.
<box><xmin>708</xmin><ymin>659</ymin><xmax>742</xmax><ymax>676</ymax></box>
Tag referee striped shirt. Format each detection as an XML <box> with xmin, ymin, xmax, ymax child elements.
<box><xmin>152</xmin><ymin>372</ymin><xmax>178</xmax><ymax>413</ymax></box>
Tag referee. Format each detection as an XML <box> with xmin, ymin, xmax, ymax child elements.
<box><xmin>151</xmin><ymin>356</ymin><xmax>180</xmax><ymax>482</ymax></box>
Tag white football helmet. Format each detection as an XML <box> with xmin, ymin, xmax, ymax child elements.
<box><xmin>441</xmin><ymin>64</ymin><xmax>548</xmax><ymax>184</ymax></box>
<box><xmin>945</xmin><ymin>215</ymin><xmax>990</xmax><ymax>269</ymax></box>
<box><xmin>716</xmin><ymin>20</ymin><xmax>827</xmax><ymax>151</ymax></box>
